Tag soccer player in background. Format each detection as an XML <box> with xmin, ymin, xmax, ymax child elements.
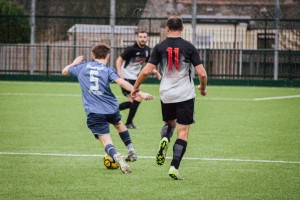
<box><xmin>62</xmin><ymin>44</ymin><xmax>153</xmax><ymax>173</ymax></box>
<box><xmin>116</xmin><ymin>31</ymin><xmax>161</xmax><ymax>129</ymax></box>
<box><xmin>131</xmin><ymin>16</ymin><xmax>207</xmax><ymax>180</ymax></box>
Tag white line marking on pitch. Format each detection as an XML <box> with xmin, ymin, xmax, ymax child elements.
<box><xmin>0</xmin><ymin>92</ymin><xmax>81</xmax><ymax>97</ymax></box>
<box><xmin>253</xmin><ymin>95</ymin><xmax>300</xmax><ymax>101</ymax></box>
<box><xmin>0</xmin><ymin>92</ymin><xmax>250</xmax><ymax>100</ymax></box>
<box><xmin>197</xmin><ymin>97</ymin><xmax>252</xmax><ymax>101</ymax></box>
<box><xmin>1</xmin><ymin>93</ymin><xmax>299</xmax><ymax>101</ymax></box>
<box><xmin>0</xmin><ymin>152</ymin><xmax>299</xmax><ymax>164</ymax></box>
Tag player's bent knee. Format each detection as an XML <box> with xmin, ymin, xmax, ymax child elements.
<box><xmin>165</xmin><ymin>120</ymin><xmax>176</xmax><ymax>128</ymax></box>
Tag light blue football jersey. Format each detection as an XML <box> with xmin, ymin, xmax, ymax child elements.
<box><xmin>69</xmin><ymin>61</ymin><xmax>120</xmax><ymax>115</ymax></box>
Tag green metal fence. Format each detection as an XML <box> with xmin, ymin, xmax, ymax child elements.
<box><xmin>1</xmin><ymin>44</ymin><xmax>299</xmax><ymax>80</ymax></box>
<box><xmin>1</xmin><ymin>15</ymin><xmax>300</xmax><ymax>85</ymax></box>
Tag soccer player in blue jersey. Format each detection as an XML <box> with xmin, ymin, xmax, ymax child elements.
<box><xmin>62</xmin><ymin>44</ymin><xmax>153</xmax><ymax>174</ymax></box>
<box><xmin>131</xmin><ymin>16</ymin><xmax>207</xmax><ymax>180</ymax></box>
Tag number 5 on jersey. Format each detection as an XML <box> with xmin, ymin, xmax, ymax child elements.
<box><xmin>89</xmin><ymin>70</ymin><xmax>99</xmax><ymax>91</ymax></box>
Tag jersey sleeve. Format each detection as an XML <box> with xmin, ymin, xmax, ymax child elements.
<box><xmin>148</xmin><ymin>44</ymin><xmax>161</xmax><ymax>66</ymax></box>
<box><xmin>108</xmin><ymin>67</ymin><xmax>120</xmax><ymax>82</ymax></box>
<box><xmin>68</xmin><ymin>63</ymin><xmax>85</xmax><ymax>77</ymax></box>
<box><xmin>190</xmin><ymin>45</ymin><xmax>203</xmax><ymax>67</ymax></box>
<box><xmin>120</xmin><ymin>46</ymin><xmax>135</xmax><ymax>61</ymax></box>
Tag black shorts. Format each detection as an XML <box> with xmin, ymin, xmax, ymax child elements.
<box><xmin>121</xmin><ymin>79</ymin><xmax>136</xmax><ymax>96</ymax></box>
<box><xmin>161</xmin><ymin>98</ymin><xmax>195</xmax><ymax>125</ymax></box>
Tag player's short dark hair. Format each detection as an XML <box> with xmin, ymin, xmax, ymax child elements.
<box><xmin>166</xmin><ymin>15</ymin><xmax>183</xmax><ymax>31</ymax></box>
<box><xmin>136</xmin><ymin>30</ymin><xmax>148</xmax><ymax>35</ymax></box>
<box><xmin>91</xmin><ymin>44</ymin><xmax>110</xmax><ymax>59</ymax></box>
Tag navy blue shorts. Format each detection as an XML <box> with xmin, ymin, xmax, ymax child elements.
<box><xmin>86</xmin><ymin>111</ymin><xmax>122</xmax><ymax>138</ymax></box>
<box><xmin>161</xmin><ymin>98</ymin><xmax>195</xmax><ymax>125</ymax></box>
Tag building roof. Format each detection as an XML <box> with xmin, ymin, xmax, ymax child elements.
<box><xmin>181</xmin><ymin>14</ymin><xmax>252</xmax><ymax>24</ymax></box>
<box><xmin>144</xmin><ymin>0</ymin><xmax>299</xmax><ymax>19</ymax></box>
<box><xmin>68</xmin><ymin>24</ymin><xmax>137</xmax><ymax>34</ymax></box>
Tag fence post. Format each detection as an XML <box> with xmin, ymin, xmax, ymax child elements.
<box><xmin>46</xmin><ymin>45</ymin><xmax>50</xmax><ymax>76</ymax></box>
<box><xmin>192</xmin><ymin>0</ymin><xmax>197</xmax><ymax>45</ymax></box>
<box><xmin>73</xmin><ymin>18</ymin><xmax>77</xmax><ymax>59</ymax></box>
<box><xmin>109</xmin><ymin>0</ymin><xmax>116</xmax><ymax>66</ymax></box>
<box><xmin>263</xmin><ymin>17</ymin><xmax>267</xmax><ymax>79</ymax></box>
<box><xmin>239</xmin><ymin>49</ymin><xmax>243</xmax><ymax>77</ymax></box>
<box><xmin>288</xmin><ymin>50</ymin><xmax>292</xmax><ymax>80</ymax></box>
<box><xmin>205</xmin><ymin>49</ymin><xmax>210</xmax><ymax>76</ymax></box>
<box><xmin>30</xmin><ymin>0</ymin><xmax>36</xmax><ymax>75</ymax></box>
<box><xmin>273</xmin><ymin>0</ymin><xmax>280</xmax><ymax>80</ymax></box>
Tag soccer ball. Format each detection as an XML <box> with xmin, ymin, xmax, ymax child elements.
<box><xmin>103</xmin><ymin>154</ymin><xmax>119</xmax><ymax>169</ymax></box>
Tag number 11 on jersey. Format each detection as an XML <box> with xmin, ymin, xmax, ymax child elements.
<box><xmin>166</xmin><ymin>47</ymin><xmax>180</xmax><ymax>70</ymax></box>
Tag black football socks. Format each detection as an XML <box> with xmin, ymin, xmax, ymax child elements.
<box><xmin>171</xmin><ymin>139</ymin><xmax>187</xmax><ymax>169</ymax></box>
<box><xmin>160</xmin><ymin>124</ymin><xmax>174</xmax><ymax>142</ymax></box>
<box><xmin>119</xmin><ymin>101</ymin><xmax>131</xmax><ymax>110</ymax></box>
<box><xmin>126</xmin><ymin>100</ymin><xmax>140</xmax><ymax>125</ymax></box>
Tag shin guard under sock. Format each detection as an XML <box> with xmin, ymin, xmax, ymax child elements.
<box><xmin>171</xmin><ymin>139</ymin><xmax>187</xmax><ymax>169</ymax></box>
<box><xmin>119</xmin><ymin>130</ymin><xmax>132</xmax><ymax>146</ymax></box>
<box><xmin>104</xmin><ymin>144</ymin><xmax>117</xmax><ymax>160</ymax></box>
<box><xmin>160</xmin><ymin>124</ymin><xmax>174</xmax><ymax>142</ymax></box>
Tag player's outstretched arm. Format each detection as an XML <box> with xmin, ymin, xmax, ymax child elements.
<box><xmin>115</xmin><ymin>78</ymin><xmax>136</xmax><ymax>93</ymax></box>
<box><xmin>131</xmin><ymin>63</ymin><xmax>156</xmax><ymax>97</ymax></box>
<box><xmin>136</xmin><ymin>91</ymin><xmax>153</xmax><ymax>101</ymax></box>
<box><xmin>115</xmin><ymin>78</ymin><xmax>153</xmax><ymax>101</ymax></box>
<box><xmin>115</xmin><ymin>56</ymin><xmax>124</xmax><ymax>78</ymax></box>
<box><xmin>62</xmin><ymin>55</ymin><xmax>84</xmax><ymax>75</ymax></box>
<box><xmin>130</xmin><ymin>87</ymin><xmax>140</xmax><ymax>99</ymax></box>
<box><xmin>152</xmin><ymin>69</ymin><xmax>161</xmax><ymax>80</ymax></box>
<box><xmin>195</xmin><ymin>64</ymin><xmax>207</xmax><ymax>96</ymax></box>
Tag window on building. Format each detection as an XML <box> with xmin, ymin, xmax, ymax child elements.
<box><xmin>257</xmin><ymin>33</ymin><xmax>275</xmax><ymax>49</ymax></box>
